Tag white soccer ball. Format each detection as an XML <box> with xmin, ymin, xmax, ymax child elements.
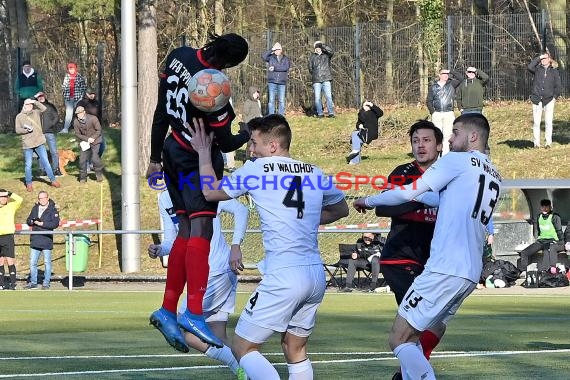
<box><xmin>188</xmin><ymin>69</ymin><xmax>231</xmax><ymax>113</ymax></box>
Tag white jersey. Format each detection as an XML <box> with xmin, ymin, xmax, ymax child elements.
<box><xmin>158</xmin><ymin>191</ymin><xmax>248</xmax><ymax>275</ymax></box>
<box><xmin>420</xmin><ymin>151</ymin><xmax>502</xmax><ymax>282</ymax></box>
<box><xmin>223</xmin><ymin>156</ymin><xmax>345</xmax><ymax>273</ymax></box>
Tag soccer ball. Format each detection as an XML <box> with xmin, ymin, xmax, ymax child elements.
<box><xmin>188</xmin><ymin>69</ymin><xmax>231</xmax><ymax>113</ymax></box>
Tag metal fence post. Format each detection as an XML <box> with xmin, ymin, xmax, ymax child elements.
<box><xmin>68</xmin><ymin>232</ymin><xmax>74</xmax><ymax>291</ymax></box>
<box><xmin>354</xmin><ymin>22</ymin><xmax>361</xmax><ymax>108</ymax></box>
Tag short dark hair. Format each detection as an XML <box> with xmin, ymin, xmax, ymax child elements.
<box><xmin>453</xmin><ymin>113</ymin><xmax>490</xmax><ymax>145</ymax></box>
<box><xmin>540</xmin><ymin>199</ymin><xmax>552</xmax><ymax>207</ymax></box>
<box><xmin>22</xmin><ymin>60</ymin><xmax>31</xmax><ymax>66</ymax></box>
<box><xmin>408</xmin><ymin>120</ymin><xmax>443</xmax><ymax>145</ymax></box>
<box><xmin>248</xmin><ymin>114</ymin><xmax>292</xmax><ymax>150</ymax></box>
<box><xmin>202</xmin><ymin>33</ymin><xmax>248</xmax><ymax>69</ymax></box>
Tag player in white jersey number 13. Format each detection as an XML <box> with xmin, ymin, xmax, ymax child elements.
<box><xmin>353</xmin><ymin>113</ymin><xmax>501</xmax><ymax>380</ymax></box>
<box><xmin>189</xmin><ymin>114</ymin><xmax>349</xmax><ymax>380</ymax></box>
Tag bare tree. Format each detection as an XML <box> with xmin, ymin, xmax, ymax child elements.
<box><xmin>137</xmin><ymin>0</ymin><xmax>158</xmax><ymax>173</ymax></box>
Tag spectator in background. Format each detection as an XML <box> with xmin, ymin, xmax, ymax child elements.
<box><xmin>346</xmin><ymin>101</ymin><xmax>383</xmax><ymax>165</ymax></box>
<box><xmin>240</xmin><ymin>86</ymin><xmax>262</xmax><ymax>162</ymax></box>
<box><xmin>24</xmin><ymin>191</ymin><xmax>60</xmax><ymax>290</ymax></box>
<box><xmin>148</xmin><ymin>191</ymin><xmax>248</xmax><ymax>379</ymax></box>
<box><xmin>0</xmin><ymin>189</ymin><xmax>23</xmax><ymax>290</ymax></box>
<box><xmin>340</xmin><ymin>232</ymin><xmax>384</xmax><ymax>293</ymax></box>
<box><xmin>261</xmin><ymin>42</ymin><xmax>291</xmax><ymax>115</ymax></box>
<box><xmin>308</xmin><ymin>40</ymin><xmax>335</xmax><ymax>118</ymax></box>
<box><xmin>73</xmin><ymin>106</ymin><xmax>104</xmax><ymax>183</ymax></box>
<box><xmin>61</xmin><ymin>62</ymin><xmax>87</xmax><ymax>133</ymax></box>
<box><xmin>426</xmin><ymin>68</ymin><xmax>461</xmax><ymax>155</ymax></box>
<box><xmin>456</xmin><ymin>66</ymin><xmax>489</xmax><ymax>114</ymax></box>
<box><xmin>78</xmin><ymin>88</ymin><xmax>106</xmax><ymax>166</ymax></box>
<box><xmin>527</xmin><ymin>52</ymin><xmax>561</xmax><ymax>149</ymax></box>
<box><xmin>518</xmin><ymin>199</ymin><xmax>563</xmax><ymax>275</ymax></box>
<box><xmin>15</xmin><ymin>98</ymin><xmax>61</xmax><ymax>192</ymax></box>
<box><xmin>36</xmin><ymin>92</ymin><xmax>62</xmax><ymax>176</ymax></box>
<box><xmin>15</xmin><ymin>60</ymin><xmax>44</xmax><ymax>110</ymax></box>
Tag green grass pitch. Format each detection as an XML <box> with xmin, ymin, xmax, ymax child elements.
<box><xmin>1</xmin><ymin>289</ymin><xmax>570</xmax><ymax>379</ymax></box>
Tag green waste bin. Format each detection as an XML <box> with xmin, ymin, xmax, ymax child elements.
<box><xmin>65</xmin><ymin>234</ymin><xmax>91</xmax><ymax>272</ymax></box>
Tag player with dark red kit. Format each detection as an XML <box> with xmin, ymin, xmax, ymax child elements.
<box><xmin>146</xmin><ymin>33</ymin><xmax>250</xmax><ymax>352</ymax></box>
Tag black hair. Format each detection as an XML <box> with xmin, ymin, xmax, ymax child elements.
<box><xmin>408</xmin><ymin>119</ymin><xmax>443</xmax><ymax>145</ymax></box>
<box><xmin>22</xmin><ymin>60</ymin><xmax>31</xmax><ymax>66</ymax></box>
<box><xmin>540</xmin><ymin>199</ymin><xmax>552</xmax><ymax>207</ymax></box>
<box><xmin>248</xmin><ymin>114</ymin><xmax>292</xmax><ymax>150</ymax></box>
<box><xmin>202</xmin><ymin>33</ymin><xmax>248</xmax><ymax>69</ymax></box>
<box><xmin>453</xmin><ymin>113</ymin><xmax>490</xmax><ymax>144</ymax></box>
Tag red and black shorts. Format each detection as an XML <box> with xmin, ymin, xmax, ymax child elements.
<box><xmin>162</xmin><ymin>133</ymin><xmax>224</xmax><ymax>218</ymax></box>
<box><xmin>381</xmin><ymin>262</ymin><xmax>424</xmax><ymax>305</ymax></box>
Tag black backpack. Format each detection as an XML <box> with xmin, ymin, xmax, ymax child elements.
<box><xmin>538</xmin><ymin>271</ymin><xmax>569</xmax><ymax>288</ymax></box>
<box><xmin>481</xmin><ymin>259</ymin><xmax>521</xmax><ymax>287</ymax></box>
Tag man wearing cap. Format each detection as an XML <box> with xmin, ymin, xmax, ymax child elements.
<box><xmin>0</xmin><ymin>189</ymin><xmax>23</xmax><ymax>290</ymax></box>
<box><xmin>15</xmin><ymin>98</ymin><xmax>61</xmax><ymax>192</ymax></box>
<box><xmin>15</xmin><ymin>60</ymin><xmax>44</xmax><ymax>110</ymax></box>
<box><xmin>527</xmin><ymin>52</ymin><xmax>561</xmax><ymax>148</ymax></box>
<box><xmin>73</xmin><ymin>105</ymin><xmax>104</xmax><ymax>182</ymax></box>
<box><xmin>261</xmin><ymin>42</ymin><xmax>291</xmax><ymax>115</ymax></box>
<box><xmin>426</xmin><ymin>68</ymin><xmax>462</xmax><ymax>155</ymax></box>
<box><xmin>36</xmin><ymin>92</ymin><xmax>62</xmax><ymax>176</ymax></box>
<box><xmin>61</xmin><ymin>62</ymin><xmax>87</xmax><ymax>133</ymax></box>
<box><xmin>455</xmin><ymin>67</ymin><xmax>489</xmax><ymax>115</ymax></box>
<box><xmin>308</xmin><ymin>40</ymin><xmax>335</xmax><ymax>118</ymax></box>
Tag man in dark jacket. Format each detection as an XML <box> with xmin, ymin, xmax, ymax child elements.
<box><xmin>308</xmin><ymin>40</ymin><xmax>335</xmax><ymax>118</ymax></box>
<box><xmin>37</xmin><ymin>92</ymin><xmax>62</xmax><ymax>176</ymax></box>
<box><xmin>346</xmin><ymin>101</ymin><xmax>383</xmax><ymax>164</ymax></box>
<box><xmin>426</xmin><ymin>69</ymin><xmax>462</xmax><ymax>155</ymax></box>
<box><xmin>24</xmin><ymin>191</ymin><xmax>60</xmax><ymax>290</ymax></box>
<box><xmin>528</xmin><ymin>53</ymin><xmax>561</xmax><ymax>148</ymax></box>
<box><xmin>340</xmin><ymin>232</ymin><xmax>384</xmax><ymax>292</ymax></box>
<box><xmin>15</xmin><ymin>60</ymin><xmax>44</xmax><ymax>110</ymax></box>
<box><xmin>73</xmin><ymin>106</ymin><xmax>104</xmax><ymax>182</ymax></box>
<box><xmin>455</xmin><ymin>67</ymin><xmax>489</xmax><ymax>114</ymax></box>
<box><xmin>262</xmin><ymin>43</ymin><xmax>291</xmax><ymax>115</ymax></box>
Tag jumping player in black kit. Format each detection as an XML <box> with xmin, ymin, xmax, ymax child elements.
<box><xmin>146</xmin><ymin>33</ymin><xmax>250</xmax><ymax>352</ymax></box>
<box><xmin>374</xmin><ymin>120</ymin><xmax>443</xmax><ymax>380</ymax></box>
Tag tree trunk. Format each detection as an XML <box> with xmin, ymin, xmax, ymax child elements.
<box><xmin>137</xmin><ymin>0</ymin><xmax>158</xmax><ymax>175</ymax></box>
<box><xmin>416</xmin><ymin>3</ymin><xmax>427</xmax><ymax>101</ymax></box>
<box><xmin>15</xmin><ymin>0</ymin><xmax>29</xmax><ymax>55</ymax></box>
<box><xmin>214</xmin><ymin>0</ymin><xmax>224</xmax><ymax>35</ymax></box>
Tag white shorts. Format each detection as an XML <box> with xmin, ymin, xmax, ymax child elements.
<box><xmin>178</xmin><ymin>270</ymin><xmax>238</xmax><ymax>323</ymax></box>
<box><xmin>235</xmin><ymin>264</ymin><xmax>326</xmax><ymax>344</ymax></box>
<box><xmin>398</xmin><ymin>270</ymin><xmax>476</xmax><ymax>331</ymax></box>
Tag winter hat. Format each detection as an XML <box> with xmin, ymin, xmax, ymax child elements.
<box><xmin>440</xmin><ymin>69</ymin><xmax>450</xmax><ymax>74</ymax></box>
<box><xmin>24</xmin><ymin>98</ymin><xmax>35</xmax><ymax>105</ymax></box>
<box><xmin>466</xmin><ymin>67</ymin><xmax>476</xmax><ymax>73</ymax></box>
<box><xmin>75</xmin><ymin>106</ymin><xmax>86</xmax><ymax>114</ymax></box>
<box><xmin>272</xmin><ymin>43</ymin><xmax>282</xmax><ymax>51</ymax></box>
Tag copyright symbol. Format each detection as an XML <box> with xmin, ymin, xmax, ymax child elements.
<box><xmin>147</xmin><ymin>172</ymin><xmax>169</xmax><ymax>191</ymax></box>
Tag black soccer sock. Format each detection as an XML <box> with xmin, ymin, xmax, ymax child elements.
<box><xmin>0</xmin><ymin>265</ymin><xmax>5</xmax><ymax>288</ymax></box>
<box><xmin>8</xmin><ymin>264</ymin><xmax>16</xmax><ymax>287</ymax></box>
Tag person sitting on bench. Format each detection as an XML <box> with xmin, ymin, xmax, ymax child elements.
<box><xmin>341</xmin><ymin>232</ymin><xmax>384</xmax><ymax>292</ymax></box>
<box><xmin>518</xmin><ymin>199</ymin><xmax>564</xmax><ymax>274</ymax></box>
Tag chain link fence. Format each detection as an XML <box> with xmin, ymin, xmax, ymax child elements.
<box><xmin>1</xmin><ymin>12</ymin><xmax>567</xmax><ymax>129</ymax></box>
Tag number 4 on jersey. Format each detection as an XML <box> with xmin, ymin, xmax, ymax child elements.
<box><xmin>282</xmin><ymin>176</ymin><xmax>305</xmax><ymax>219</ymax></box>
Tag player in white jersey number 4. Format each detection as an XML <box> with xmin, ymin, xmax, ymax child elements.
<box><xmin>354</xmin><ymin>113</ymin><xmax>501</xmax><ymax>380</ymax></box>
<box><xmin>189</xmin><ymin>114</ymin><xmax>349</xmax><ymax>380</ymax></box>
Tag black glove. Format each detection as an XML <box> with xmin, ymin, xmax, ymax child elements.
<box><xmin>238</xmin><ymin>121</ymin><xmax>250</xmax><ymax>137</ymax></box>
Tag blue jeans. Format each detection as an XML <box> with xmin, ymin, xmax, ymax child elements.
<box><xmin>62</xmin><ymin>99</ymin><xmax>78</xmax><ymax>133</ymax></box>
<box><xmin>267</xmin><ymin>82</ymin><xmax>286</xmax><ymax>115</ymax></box>
<box><xmin>313</xmin><ymin>81</ymin><xmax>334</xmax><ymax>116</ymax></box>
<box><xmin>24</xmin><ymin>145</ymin><xmax>55</xmax><ymax>184</ymax></box>
<box><xmin>30</xmin><ymin>248</ymin><xmax>52</xmax><ymax>286</ymax></box>
<box><xmin>43</xmin><ymin>133</ymin><xmax>59</xmax><ymax>171</ymax></box>
<box><xmin>461</xmin><ymin>109</ymin><xmax>482</xmax><ymax>114</ymax></box>
<box><xmin>350</xmin><ymin>131</ymin><xmax>363</xmax><ymax>164</ymax></box>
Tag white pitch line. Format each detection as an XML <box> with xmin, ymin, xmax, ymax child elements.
<box><xmin>1</xmin><ymin>349</ymin><xmax>570</xmax><ymax>378</ymax></box>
